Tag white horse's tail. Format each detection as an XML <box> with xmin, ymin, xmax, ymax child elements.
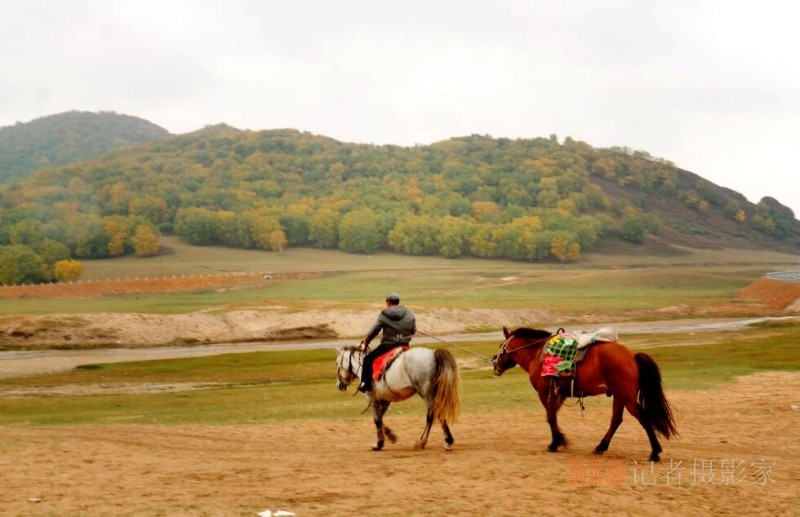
<box><xmin>431</xmin><ymin>348</ymin><xmax>461</xmax><ymax>424</ymax></box>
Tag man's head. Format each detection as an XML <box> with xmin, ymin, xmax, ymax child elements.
<box><xmin>385</xmin><ymin>292</ymin><xmax>400</xmax><ymax>306</ymax></box>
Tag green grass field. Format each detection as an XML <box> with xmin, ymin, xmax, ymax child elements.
<box><xmin>1</xmin><ymin>325</ymin><xmax>797</xmax><ymax>426</ymax></box>
<box><xmin>1</xmin><ymin>236</ymin><xmax>796</xmax><ymax>316</ymax></box>
<box><xmin>80</xmin><ymin>236</ymin><xmax>800</xmax><ymax>280</ymax></box>
<box><xmin>1</xmin><ymin>239</ymin><xmax>798</xmax><ymax>427</ymax></box>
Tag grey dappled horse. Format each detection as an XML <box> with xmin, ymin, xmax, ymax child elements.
<box><xmin>336</xmin><ymin>345</ymin><xmax>461</xmax><ymax>451</ymax></box>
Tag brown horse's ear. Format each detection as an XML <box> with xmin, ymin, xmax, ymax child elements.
<box><xmin>503</xmin><ymin>326</ymin><xmax>510</xmax><ymax>338</ymax></box>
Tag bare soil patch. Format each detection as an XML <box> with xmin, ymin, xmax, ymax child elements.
<box><xmin>0</xmin><ymin>372</ymin><xmax>796</xmax><ymax>516</ymax></box>
<box><xmin>738</xmin><ymin>277</ymin><xmax>800</xmax><ymax>310</ymax></box>
<box><xmin>0</xmin><ymin>308</ymin><xmax>557</xmax><ymax>350</ymax></box>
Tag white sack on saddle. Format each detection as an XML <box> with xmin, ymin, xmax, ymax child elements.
<box><xmin>576</xmin><ymin>327</ymin><xmax>618</xmax><ymax>349</ymax></box>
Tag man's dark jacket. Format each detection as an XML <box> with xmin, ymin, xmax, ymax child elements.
<box><xmin>365</xmin><ymin>304</ymin><xmax>416</xmax><ymax>346</ymax></box>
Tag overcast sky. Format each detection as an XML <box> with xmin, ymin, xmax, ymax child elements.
<box><xmin>2</xmin><ymin>0</ymin><xmax>798</xmax><ymax>217</ymax></box>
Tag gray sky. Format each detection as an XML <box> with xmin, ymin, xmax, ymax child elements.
<box><xmin>2</xmin><ymin>0</ymin><xmax>799</xmax><ymax>217</ymax></box>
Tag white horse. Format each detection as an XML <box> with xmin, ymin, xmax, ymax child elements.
<box><xmin>335</xmin><ymin>345</ymin><xmax>461</xmax><ymax>451</ymax></box>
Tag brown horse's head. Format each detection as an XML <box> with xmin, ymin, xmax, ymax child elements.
<box><xmin>492</xmin><ymin>326</ymin><xmax>552</xmax><ymax>376</ymax></box>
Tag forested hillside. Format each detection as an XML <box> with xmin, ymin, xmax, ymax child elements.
<box><xmin>0</xmin><ymin>111</ymin><xmax>170</xmax><ymax>183</ymax></box>
<box><xmin>0</xmin><ymin>124</ymin><xmax>798</xmax><ymax>284</ymax></box>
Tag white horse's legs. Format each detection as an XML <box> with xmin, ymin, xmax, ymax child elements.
<box><xmin>416</xmin><ymin>417</ymin><xmax>454</xmax><ymax>451</ymax></box>
<box><xmin>442</xmin><ymin>421</ymin><xmax>454</xmax><ymax>451</ymax></box>
<box><xmin>371</xmin><ymin>399</ymin><xmax>392</xmax><ymax>451</ymax></box>
<box><xmin>414</xmin><ymin>407</ymin><xmax>435</xmax><ymax>450</ymax></box>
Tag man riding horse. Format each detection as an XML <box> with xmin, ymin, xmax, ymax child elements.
<box><xmin>358</xmin><ymin>292</ymin><xmax>416</xmax><ymax>393</ymax></box>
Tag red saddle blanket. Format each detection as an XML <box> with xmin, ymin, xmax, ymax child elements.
<box><xmin>372</xmin><ymin>346</ymin><xmax>409</xmax><ymax>381</ymax></box>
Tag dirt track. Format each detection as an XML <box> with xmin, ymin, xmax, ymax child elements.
<box><xmin>2</xmin><ymin>316</ymin><xmax>797</xmax><ymax>383</ymax></box>
<box><xmin>0</xmin><ymin>372</ymin><xmax>797</xmax><ymax>516</ymax></box>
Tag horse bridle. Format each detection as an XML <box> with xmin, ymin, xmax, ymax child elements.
<box><xmin>337</xmin><ymin>347</ymin><xmax>363</xmax><ymax>386</ymax></box>
<box><xmin>495</xmin><ymin>334</ymin><xmax>551</xmax><ymax>359</ymax></box>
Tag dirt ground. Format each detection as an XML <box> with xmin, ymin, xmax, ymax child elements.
<box><xmin>0</xmin><ymin>307</ymin><xmax>559</xmax><ymax>349</ymax></box>
<box><xmin>1</xmin><ymin>371</ymin><xmax>797</xmax><ymax>516</ymax></box>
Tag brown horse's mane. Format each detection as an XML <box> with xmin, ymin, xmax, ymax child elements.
<box><xmin>511</xmin><ymin>327</ymin><xmax>552</xmax><ymax>340</ymax></box>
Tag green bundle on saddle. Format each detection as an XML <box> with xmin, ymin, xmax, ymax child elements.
<box><xmin>542</xmin><ymin>332</ymin><xmax>579</xmax><ymax>377</ymax></box>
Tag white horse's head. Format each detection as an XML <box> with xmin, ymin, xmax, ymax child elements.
<box><xmin>335</xmin><ymin>345</ymin><xmax>362</xmax><ymax>391</ymax></box>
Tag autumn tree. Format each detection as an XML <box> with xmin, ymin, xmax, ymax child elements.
<box><xmin>436</xmin><ymin>216</ymin><xmax>471</xmax><ymax>258</ymax></box>
<box><xmin>620</xmin><ymin>213</ymin><xmax>646</xmax><ymax>244</ymax></box>
<box><xmin>308</xmin><ymin>208</ymin><xmax>339</xmax><ymax>248</ymax></box>
<box><xmin>387</xmin><ymin>215</ymin><xmax>439</xmax><ymax>255</ymax></box>
<box><xmin>268</xmin><ymin>229</ymin><xmax>288</xmax><ymax>251</ymax></box>
<box><xmin>33</xmin><ymin>239</ymin><xmax>71</xmax><ymax>280</ymax></box>
<box><xmin>8</xmin><ymin>220</ymin><xmax>44</xmax><ymax>247</ymax></box>
<box><xmin>550</xmin><ymin>235</ymin><xmax>581</xmax><ymax>262</ymax></box>
<box><xmin>104</xmin><ymin>183</ymin><xmax>133</xmax><ymax>214</ymax></box>
<box><xmin>338</xmin><ymin>209</ymin><xmax>382</xmax><ymax>253</ymax></box>
<box><xmin>54</xmin><ymin>259</ymin><xmax>84</xmax><ymax>282</ymax></box>
<box><xmin>468</xmin><ymin>224</ymin><xmax>498</xmax><ymax>258</ymax></box>
<box><xmin>104</xmin><ymin>218</ymin><xmax>130</xmax><ymax>256</ymax></box>
<box><xmin>214</xmin><ymin>211</ymin><xmax>238</xmax><ymax>247</ymax></box>
<box><xmin>129</xmin><ymin>195</ymin><xmax>169</xmax><ymax>224</ymax></box>
<box><xmin>175</xmin><ymin>207</ymin><xmax>220</xmax><ymax>245</ymax></box>
<box><xmin>0</xmin><ymin>245</ymin><xmax>45</xmax><ymax>284</ymax></box>
<box><xmin>494</xmin><ymin>216</ymin><xmax>543</xmax><ymax>261</ymax></box>
<box><xmin>133</xmin><ymin>225</ymin><xmax>160</xmax><ymax>257</ymax></box>
<box><xmin>251</xmin><ymin>217</ymin><xmax>283</xmax><ymax>250</ymax></box>
<box><xmin>73</xmin><ymin>216</ymin><xmax>110</xmax><ymax>258</ymax></box>
<box><xmin>471</xmin><ymin>201</ymin><xmax>500</xmax><ymax>223</ymax></box>
<box><xmin>279</xmin><ymin>212</ymin><xmax>310</xmax><ymax>246</ymax></box>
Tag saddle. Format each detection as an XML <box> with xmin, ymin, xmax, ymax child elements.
<box><xmin>542</xmin><ymin>327</ymin><xmax>618</xmax><ymax>378</ymax></box>
<box><xmin>541</xmin><ymin>327</ymin><xmax>617</xmax><ymax>400</ymax></box>
<box><xmin>372</xmin><ymin>346</ymin><xmax>409</xmax><ymax>381</ymax></box>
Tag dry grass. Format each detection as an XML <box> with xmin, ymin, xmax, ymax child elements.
<box><xmin>737</xmin><ymin>277</ymin><xmax>800</xmax><ymax>309</ymax></box>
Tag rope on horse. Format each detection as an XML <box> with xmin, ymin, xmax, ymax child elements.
<box><xmin>415</xmin><ymin>330</ymin><xmax>495</xmax><ymax>364</ymax></box>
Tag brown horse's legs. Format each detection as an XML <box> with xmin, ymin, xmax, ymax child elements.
<box><xmin>624</xmin><ymin>400</ymin><xmax>663</xmax><ymax>462</ymax></box>
<box><xmin>538</xmin><ymin>387</ymin><xmax>567</xmax><ymax>452</ymax></box>
<box><xmin>383</xmin><ymin>425</ymin><xmax>398</xmax><ymax>444</ymax></box>
<box><xmin>595</xmin><ymin>396</ymin><xmax>625</xmax><ymax>454</ymax></box>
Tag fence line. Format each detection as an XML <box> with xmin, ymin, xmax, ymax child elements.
<box><xmin>0</xmin><ymin>270</ymin><xmax>319</xmax><ymax>291</ymax></box>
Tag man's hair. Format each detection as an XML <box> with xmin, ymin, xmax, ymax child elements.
<box><xmin>385</xmin><ymin>292</ymin><xmax>400</xmax><ymax>304</ymax></box>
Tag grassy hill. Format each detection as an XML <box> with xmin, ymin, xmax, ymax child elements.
<box><xmin>0</xmin><ymin>125</ymin><xmax>798</xmax><ymax>273</ymax></box>
<box><xmin>0</xmin><ymin>111</ymin><xmax>170</xmax><ymax>183</ymax></box>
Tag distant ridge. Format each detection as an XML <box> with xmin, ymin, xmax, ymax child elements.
<box><xmin>0</xmin><ymin>111</ymin><xmax>170</xmax><ymax>183</ymax></box>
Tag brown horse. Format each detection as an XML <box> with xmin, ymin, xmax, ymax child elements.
<box><xmin>492</xmin><ymin>327</ymin><xmax>677</xmax><ymax>461</ymax></box>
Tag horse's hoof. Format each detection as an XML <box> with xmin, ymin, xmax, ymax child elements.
<box><xmin>593</xmin><ymin>448</ymin><xmax>606</xmax><ymax>455</ymax></box>
<box><xmin>414</xmin><ymin>441</ymin><xmax>426</xmax><ymax>450</ymax></box>
<box><xmin>547</xmin><ymin>445</ymin><xmax>559</xmax><ymax>452</ymax></box>
<box><xmin>443</xmin><ymin>443</ymin><xmax>453</xmax><ymax>452</ymax></box>
<box><xmin>372</xmin><ymin>440</ymin><xmax>384</xmax><ymax>451</ymax></box>
<box><xmin>649</xmin><ymin>453</ymin><xmax>661</xmax><ymax>462</ymax></box>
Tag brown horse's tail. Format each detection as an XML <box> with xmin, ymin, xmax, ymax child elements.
<box><xmin>431</xmin><ymin>348</ymin><xmax>461</xmax><ymax>424</ymax></box>
<box><xmin>635</xmin><ymin>353</ymin><xmax>678</xmax><ymax>439</ymax></box>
